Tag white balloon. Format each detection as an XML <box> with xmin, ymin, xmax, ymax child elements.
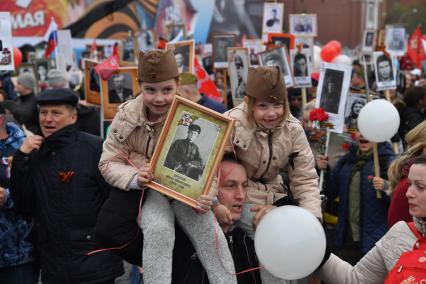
<box><xmin>312</xmin><ymin>45</ymin><xmax>322</xmax><ymax>73</ymax></box>
<box><xmin>357</xmin><ymin>99</ymin><xmax>400</xmax><ymax>143</ymax></box>
<box><xmin>332</xmin><ymin>54</ymin><xmax>352</xmax><ymax>65</ymax></box>
<box><xmin>254</xmin><ymin>206</ymin><xmax>326</xmax><ymax>280</ymax></box>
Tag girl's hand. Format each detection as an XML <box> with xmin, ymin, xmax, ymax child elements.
<box><xmin>194</xmin><ymin>195</ymin><xmax>213</xmax><ymax>214</ymax></box>
<box><xmin>214</xmin><ymin>204</ymin><xmax>233</xmax><ymax>225</ymax></box>
<box><xmin>137</xmin><ymin>164</ymin><xmax>154</xmax><ymax>187</ymax></box>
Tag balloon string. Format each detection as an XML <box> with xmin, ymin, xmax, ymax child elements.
<box><xmin>213</xmin><ymin>207</ymin><xmax>263</xmax><ymax>277</ymax></box>
<box><xmin>87</xmin><ymin>151</ymin><xmax>145</xmax><ymax>256</ymax></box>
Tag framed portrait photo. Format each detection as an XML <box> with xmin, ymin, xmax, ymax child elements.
<box><xmin>213</xmin><ymin>33</ymin><xmax>237</xmax><ymax>69</ymax></box>
<box><xmin>385</xmin><ymin>26</ymin><xmax>406</xmax><ymax>56</ymax></box>
<box><xmin>227</xmin><ymin>47</ymin><xmax>249</xmax><ymax>106</ymax></box>
<box><xmin>268</xmin><ymin>33</ymin><xmax>295</xmax><ymax>52</ymax></box>
<box><xmin>136</xmin><ymin>29</ymin><xmax>156</xmax><ymax>52</ymax></box>
<box><xmin>315</xmin><ymin>62</ymin><xmax>352</xmax><ymax>133</ymax></box>
<box><xmin>35</xmin><ymin>60</ymin><xmax>49</xmax><ymax>82</ymax></box>
<box><xmin>17</xmin><ymin>63</ymin><xmax>37</xmax><ymax>78</ymax></box>
<box><xmin>148</xmin><ymin>96</ymin><xmax>235</xmax><ymax>208</ymax></box>
<box><xmin>84</xmin><ymin>59</ymin><xmax>101</xmax><ymax>105</ymax></box>
<box><xmin>166</xmin><ymin>40</ymin><xmax>195</xmax><ymax>74</ymax></box>
<box><xmin>289</xmin><ymin>14</ymin><xmax>317</xmax><ymax>37</ymax></box>
<box><xmin>100</xmin><ymin>67</ymin><xmax>139</xmax><ymax>120</ymax></box>
<box><xmin>362</xmin><ymin>30</ymin><xmax>376</xmax><ymax>53</ymax></box>
<box><xmin>259</xmin><ymin>46</ymin><xmax>293</xmax><ymax>87</ymax></box>
<box><xmin>365</xmin><ymin>0</ymin><xmax>379</xmax><ymax>30</ymax></box>
<box><xmin>344</xmin><ymin>92</ymin><xmax>368</xmax><ymax>132</ymax></box>
<box><xmin>295</xmin><ymin>36</ymin><xmax>314</xmax><ymax>69</ymax></box>
<box><xmin>243</xmin><ymin>38</ymin><xmax>265</xmax><ymax>66</ymax></box>
<box><xmin>121</xmin><ymin>34</ymin><xmax>136</xmax><ymax>64</ymax></box>
<box><xmin>290</xmin><ymin>48</ymin><xmax>312</xmax><ymax>88</ymax></box>
<box><xmin>262</xmin><ymin>2</ymin><xmax>284</xmax><ymax>34</ymax></box>
<box><xmin>373</xmin><ymin>51</ymin><xmax>397</xmax><ymax>91</ymax></box>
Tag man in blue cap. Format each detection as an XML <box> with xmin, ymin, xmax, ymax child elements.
<box><xmin>10</xmin><ymin>88</ymin><xmax>123</xmax><ymax>284</ymax></box>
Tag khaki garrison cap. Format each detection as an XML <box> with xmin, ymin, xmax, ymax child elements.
<box><xmin>137</xmin><ymin>49</ymin><xmax>179</xmax><ymax>83</ymax></box>
<box><xmin>246</xmin><ymin>66</ymin><xmax>287</xmax><ymax>103</ymax></box>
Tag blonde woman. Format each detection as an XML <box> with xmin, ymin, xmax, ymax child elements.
<box><xmin>388</xmin><ymin>120</ymin><xmax>426</xmax><ymax>227</ymax></box>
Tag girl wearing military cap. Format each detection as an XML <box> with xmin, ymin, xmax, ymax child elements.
<box><xmin>98</xmin><ymin>49</ymin><xmax>237</xmax><ymax>284</ymax></box>
<box><xmin>217</xmin><ymin>66</ymin><xmax>322</xmax><ymax>281</ymax></box>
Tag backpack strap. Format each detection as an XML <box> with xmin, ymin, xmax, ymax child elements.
<box><xmin>408</xmin><ymin>222</ymin><xmax>423</xmax><ymax>240</ymax></box>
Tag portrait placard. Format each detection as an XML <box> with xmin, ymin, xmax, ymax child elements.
<box><xmin>121</xmin><ymin>34</ymin><xmax>136</xmax><ymax>64</ymax></box>
<box><xmin>315</xmin><ymin>62</ymin><xmax>352</xmax><ymax>133</ymax></box>
<box><xmin>267</xmin><ymin>33</ymin><xmax>295</xmax><ymax>52</ymax></box>
<box><xmin>243</xmin><ymin>38</ymin><xmax>265</xmax><ymax>66</ymax></box>
<box><xmin>84</xmin><ymin>59</ymin><xmax>101</xmax><ymax>105</ymax></box>
<box><xmin>295</xmin><ymin>36</ymin><xmax>314</xmax><ymax>70</ymax></box>
<box><xmin>385</xmin><ymin>26</ymin><xmax>406</xmax><ymax>56</ymax></box>
<box><xmin>227</xmin><ymin>47</ymin><xmax>249</xmax><ymax>106</ymax></box>
<box><xmin>213</xmin><ymin>34</ymin><xmax>237</xmax><ymax>69</ymax></box>
<box><xmin>0</xmin><ymin>12</ymin><xmax>14</xmax><ymax>71</ymax></box>
<box><xmin>362</xmin><ymin>30</ymin><xmax>376</xmax><ymax>53</ymax></box>
<box><xmin>344</xmin><ymin>92</ymin><xmax>368</xmax><ymax>132</ymax></box>
<box><xmin>100</xmin><ymin>67</ymin><xmax>139</xmax><ymax>120</ymax></box>
<box><xmin>136</xmin><ymin>30</ymin><xmax>156</xmax><ymax>52</ymax></box>
<box><xmin>373</xmin><ymin>51</ymin><xmax>397</xmax><ymax>91</ymax></box>
<box><xmin>289</xmin><ymin>14</ymin><xmax>317</xmax><ymax>37</ymax></box>
<box><xmin>148</xmin><ymin>96</ymin><xmax>235</xmax><ymax>208</ymax></box>
<box><xmin>166</xmin><ymin>40</ymin><xmax>195</xmax><ymax>74</ymax></box>
<box><xmin>291</xmin><ymin>48</ymin><xmax>312</xmax><ymax>88</ymax></box>
<box><xmin>365</xmin><ymin>0</ymin><xmax>379</xmax><ymax>30</ymax></box>
<box><xmin>259</xmin><ymin>46</ymin><xmax>293</xmax><ymax>87</ymax></box>
<box><xmin>262</xmin><ymin>3</ymin><xmax>284</xmax><ymax>34</ymax></box>
<box><xmin>35</xmin><ymin>60</ymin><xmax>49</xmax><ymax>82</ymax></box>
<box><xmin>17</xmin><ymin>63</ymin><xmax>37</xmax><ymax>78</ymax></box>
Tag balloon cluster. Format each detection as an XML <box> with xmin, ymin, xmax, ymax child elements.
<box><xmin>312</xmin><ymin>40</ymin><xmax>351</xmax><ymax>72</ymax></box>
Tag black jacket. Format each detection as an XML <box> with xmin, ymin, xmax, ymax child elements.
<box><xmin>76</xmin><ymin>104</ymin><xmax>101</xmax><ymax>136</ymax></box>
<box><xmin>16</xmin><ymin>92</ymin><xmax>39</xmax><ymax>134</ymax></box>
<box><xmin>399</xmin><ymin>106</ymin><xmax>425</xmax><ymax>146</ymax></box>
<box><xmin>10</xmin><ymin>125</ymin><xmax>123</xmax><ymax>284</ymax></box>
<box><xmin>172</xmin><ymin>226</ymin><xmax>262</xmax><ymax>284</ymax></box>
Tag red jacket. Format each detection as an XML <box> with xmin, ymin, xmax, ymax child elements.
<box><xmin>388</xmin><ymin>161</ymin><xmax>413</xmax><ymax>227</ymax></box>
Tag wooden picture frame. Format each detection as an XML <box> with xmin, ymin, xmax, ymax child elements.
<box><xmin>258</xmin><ymin>46</ymin><xmax>294</xmax><ymax>87</ymax></box>
<box><xmin>227</xmin><ymin>47</ymin><xmax>249</xmax><ymax>106</ymax></box>
<box><xmin>289</xmin><ymin>14</ymin><xmax>318</xmax><ymax>37</ymax></box>
<box><xmin>262</xmin><ymin>2</ymin><xmax>284</xmax><ymax>34</ymax></box>
<box><xmin>147</xmin><ymin>96</ymin><xmax>235</xmax><ymax>208</ymax></box>
<box><xmin>84</xmin><ymin>59</ymin><xmax>101</xmax><ymax>105</ymax></box>
<box><xmin>213</xmin><ymin>33</ymin><xmax>237</xmax><ymax>69</ymax></box>
<box><xmin>166</xmin><ymin>40</ymin><xmax>195</xmax><ymax>74</ymax></box>
<box><xmin>268</xmin><ymin>33</ymin><xmax>295</xmax><ymax>52</ymax></box>
<box><xmin>100</xmin><ymin>67</ymin><xmax>139</xmax><ymax>120</ymax></box>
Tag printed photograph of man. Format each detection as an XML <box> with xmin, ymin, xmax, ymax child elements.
<box><xmin>261</xmin><ymin>49</ymin><xmax>288</xmax><ymax>76</ymax></box>
<box><xmin>213</xmin><ymin>36</ymin><xmax>236</xmax><ymax>67</ymax></box>
<box><xmin>262</xmin><ymin>3</ymin><xmax>283</xmax><ymax>34</ymax></box>
<box><xmin>107</xmin><ymin>73</ymin><xmax>134</xmax><ymax>104</ymax></box>
<box><xmin>293</xmin><ymin>53</ymin><xmax>308</xmax><ymax>77</ymax></box>
<box><xmin>174</xmin><ymin>46</ymin><xmax>190</xmax><ymax>73</ymax></box>
<box><xmin>164</xmin><ymin>123</ymin><xmax>205</xmax><ymax>181</ymax></box>
<box><xmin>344</xmin><ymin>95</ymin><xmax>367</xmax><ymax>130</ymax></box>
<box><xmin>319</xmin><ymin>69</ymin><xmax>344</xmax><ymax>114</ymax></box>
<box><xmin>376</xmin><ymin>54</ymin><xmax>394</xmax><ymax>82</ymax></box>
<box><xmin>122</xmin><ymin>37</ymin><xmax>135</xmax><ymax>62</ymax></box>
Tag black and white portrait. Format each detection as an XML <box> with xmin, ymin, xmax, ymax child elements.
<box><xmin>228</xmin><ymin>48</ymin><xmax>249</xmax><ymax>104</ymax></box>
<box><xmin>270</xmin><ymin>34</ymin><xmax>293</xmax><ymax>51</ymax></box>
<box><xmin>291</xmin><ymin>49</ymin><xmax>311</xmax><ymax>88</ymax></box>
<box><xmin>362</xmin><ymin>30</ymin><xmax>376</xmax><ymax>53</ymax></box>
<box><xmin>18</xmin><ymin>64</ymin><xmax>36</xmax><ymax>79</ymax></box>
<box><xmin>89</xmin><ymin>66</ymin><xmax>100</xmax><ymax>92</ymax></box>
<box><xmin>35</xmin><ymin>60</ymin><xmax>49</xmax><ymax>82</ymax></box>
<box><xmin>385</xmin><ymin>26</ymin><xmax>406</xmax><ymax>55</ymax></box>
<box><xmin>373</xmin><ymin>51</ymin><xmax>397</xmax><ymax>90</ymax></box>
<box><xmin>243</xmin><ymin>39</ymin><xmax>265</xmax><ymax>66</ymax></box>
<box><xmin>262</xmin><ymin>3</ymin><xmax>284</xmax><ymax>34</ymax></box>
<box><xmin>137</xmin><ymin>30</ymin><xmax>155</xmax><ymax>52</ymax></box>
<box><xmin>315</xmin><ymin>62</ymin><xmax>352</xmax><ymax>133</ymax></box>
<box><xmin>289</xmin><ymin>14</ymin><xmax>317</xmax><ymax>37</ymax></box>
<box><xmin>107</xmin><ymin>73</ymin><xmax>134</xmax><ymax>104</ymax></box>
<box><xmin>122</xmin><ymin>36</ymin><xmax>135</xmax><ymax>62</ymax></box>
<box><xmin>213</xmin><ymin>34</ymin><xmax>236</xmax><ymax>69</ymax></box>
<box><xmin>344</xmin><ymin>93</ymin><xmax>367</xmax><ymax>130</ymax></box>
<box><xmin>259</xmin><ymin>47</ymin><xmax>293</xmax><ymax>87</ymax></box>
<box><xmin>365</xmin><ymin>1</ymin><xmax>378</xmax><ymax>30</ymax></box>
<box><xmin>167</xmin><ymin>40</ymin><xmax>194</xmax><ymax>74</ymax></box>
<box><xmin>164</xmin><ymin>114</ymin><xmax>219</xmax><ymax>181</ymax></box>
<box><xmin>295</xmin><ymin>37</ymin><xmax>314</xmax><ymax>70</ymax></box>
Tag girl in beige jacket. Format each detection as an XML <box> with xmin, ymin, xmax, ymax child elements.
<box><xmin>98</xmin><ymin>49</ymin><xmax>237</xmax><ymax>284</ymax></box>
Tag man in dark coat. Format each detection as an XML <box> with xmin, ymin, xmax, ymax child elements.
<box><xmin>15</xmin><ymin>73</ymin><xmax>39</xmax><ymax>133</ymax></box>
<box><xmin>10</xmin><ymin>88</ymin><xmax>123</xmax><ymax>284</ymax></box>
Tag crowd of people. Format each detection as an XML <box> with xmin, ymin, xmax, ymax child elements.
<box><xmin>0</xmin><ymin>30</ymin><xmax>425</xmax><ymax>284</ymax></box>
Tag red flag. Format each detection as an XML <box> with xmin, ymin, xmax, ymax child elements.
<box><xmin>407</xmin><ymin>26</ymin><xmax>426</xmax><ymax>68</ymax></box>
<box><xmin>95</xmin><ymin>53</ymin><xmax>120</xmax><ymax>81</ymax></box>
<box><xmin>194</xmin><ymin>57</ymin><xmax>222</xmax><ymax>102</ymax></box>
